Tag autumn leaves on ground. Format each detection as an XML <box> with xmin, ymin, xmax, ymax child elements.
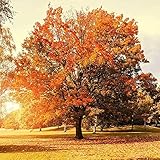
<box><xmin>0</xmin><ymin>126</ymin><xmax>160</xmax><ymax>160</ymax></box>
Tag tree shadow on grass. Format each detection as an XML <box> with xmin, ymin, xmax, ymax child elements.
<box><xmin>0</xmin><ymin>145</ymin><xmax>56</xmax><ymax>153</ymax></box>
<box><xmin>0</xmin><ymin>134</ymin><xmax>74</xmax><ymax>139</ymax></box>
<box><xmin>21</xmin><ymin>135</ymin><xmax>160</xmax><ymax>146</ymax></box>
<box><xmin>134</xmin><ymin>158</ymin><xmax>160</xmax><ymax>160</ymax></box>
<box><xmin>0</xmin><ymin>135</ymin><xmax>160</xmax><ymax>153</ymax></box>
<box><xmin>0</xmin><ymin>134</ymin><xmax>160</xmax><ymax>153</ymax></box>
<box><xmin>81</xmin><ymin>135</ymin><xmax>160</xmax><ymax>145</ymax></box>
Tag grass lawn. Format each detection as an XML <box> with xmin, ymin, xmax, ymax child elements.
<box><xmin>0</xmin><ymin>126</ymin><xmax>160</xmax><ymax>160</ymax></box>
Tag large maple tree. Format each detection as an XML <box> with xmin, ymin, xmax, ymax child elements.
<box><xmin>12</xmin><ymin>7</ymin><xmax>158</xmax><ymax>139</ymax></box>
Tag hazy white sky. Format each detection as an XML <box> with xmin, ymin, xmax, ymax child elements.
<box><xmin>8</xmin><ymin>0</ymin><xmax>160</xmax><ymax>81</ymax></box>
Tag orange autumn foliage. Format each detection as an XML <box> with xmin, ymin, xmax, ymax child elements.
<box><xmin>8</xmin><ymin>7</ymin><xmax>157</xmax><ymax>139</ymax></box>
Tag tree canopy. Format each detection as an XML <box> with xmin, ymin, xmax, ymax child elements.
<box><xmin>0</xmin><ymin>0</ymin><xmax>14</xmax><ymax>25</ymax></box>
<box><xmin>1</xmin><ymin>6</ymin><xmax>159</xmax><ymax>139</ymax></box>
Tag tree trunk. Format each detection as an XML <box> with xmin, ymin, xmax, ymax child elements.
<box><xmin>85</xmin><ymin>124</ymin><xmax>90</xmax><ymax>131</ymax></box>
<box><xmin>100</xmin><ymin>123</ymin><xmax>106</xmax><ymax>132</ymax></box>
<box><xmin>144</xmin><ymin>120</ymin><xmax>146</xmax><ymax>130</ymax></box>
<box><xmin>131</xmin><ymin>118</ymin><xmax>134</xmax><ymax>131</ymax></box>
<box><xmin>93</xmin><ymin>115</ymin><xmax>97</xmax><ymax>134</ymax></box>
<box><xmin>63</xmin><ymin>123</ymin><xmax>67</xmax><ymax>132</ymax></box>
<box><xmin>131</xmin><ymin>114</ymin><xmax>134</xmax><ymax>131</ymax></box>
<box><xmin>131</xmin><ymin>123</ymin><xmax>134</xmax><ymax>131</ymax></box>
<box><xmin>75</xmin><ymin>116</ymin><xmax>83</xmax><ymax>139</ymax></box>
<box><xmin>93</xmin><ymin>125</ymin><xmax>96</xmax><ymax>134</ymax></box>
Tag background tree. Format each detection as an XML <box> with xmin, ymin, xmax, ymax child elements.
<box><xmin>2</xmin><ymin>110</ymin><xmax>20</xmax><ymax>129</ymax></box>
<box><xmin>135</xmin><ymin>91</ymin><xmax>154</xmax><ymax>127</ymax></box>
<box><xmin>0</xmin><ymin>0</ymin><xmax>15</xmax><ymax>116</ymax></box>
<box><xmin>9</xmin><ymin>89</ymin><xmax>63</xmax><ymax>129</ymax></box>
<box><xmin>151</xmin><ymin>102</ymin><xmax>160</xmax><ymax>126</ymax></box>
<box><xmin>0</xmin><ymin>0</ymin><xmax>14</xmax><ymax>25</ymax></box>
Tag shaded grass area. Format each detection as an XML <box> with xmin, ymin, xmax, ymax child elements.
<box><xmin>0</xmin><ymin>141</ymin><xmax>160</xmax><ymax>160</ymax></box>
<box><xmin>0</xmin><ymin>126</ymin><xmax>160</xmax><ymax>159</ymax></box>
<box><xmin>105</xmin><ymin>125</ymin><xmax>160</xmax><ymax>132</ymax></box>
<box><xmin>0</xmin><ymin>145</ymin><xmax>53</xmax><ymax>152</ymax></box>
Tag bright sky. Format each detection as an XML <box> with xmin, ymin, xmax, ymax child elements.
<box><xmin>8</xmin><ymin>0</ymin><xmax>160</xmax><ymax>81</ymax></box>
